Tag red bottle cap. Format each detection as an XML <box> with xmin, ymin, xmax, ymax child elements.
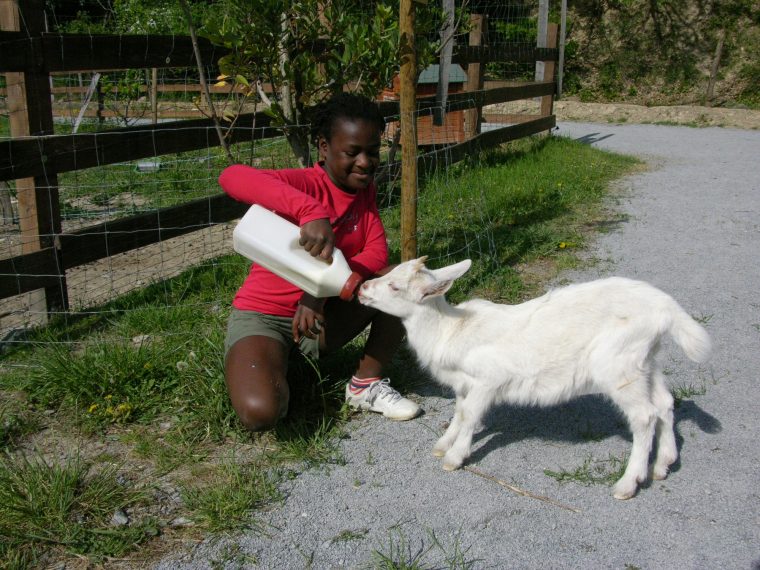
<box><xmin>339</xmin><ymin>272</ymin><xmax>363</xmax><ymax>301</ymax></box>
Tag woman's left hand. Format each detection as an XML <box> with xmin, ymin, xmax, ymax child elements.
<box><xmin>293</xmin><ymin>294</ymin><xmax>326</xmax><ymax>342</ymax></box>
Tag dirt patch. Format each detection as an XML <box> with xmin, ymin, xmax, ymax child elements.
<box><xmin>554</xmin><ymin>99</ymin><xmax>760</xmax><ymax>129</ymax></box>
<box><xmin>485</xmin><ymin>99</ymin><xmax>760</xmax><ymax>130</ymax></box>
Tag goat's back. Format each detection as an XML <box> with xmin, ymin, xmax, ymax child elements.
<box><xmin>427</xmin><ymin>277</ymin><xmax>708</xmax><ymax>402</ymax></box>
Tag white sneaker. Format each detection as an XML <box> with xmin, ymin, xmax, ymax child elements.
<box><xmin>345</xmin><ymin>378</ymin><xmax>420</xmax><ymax>421</ymax></box>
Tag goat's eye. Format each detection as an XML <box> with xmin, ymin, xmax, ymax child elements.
<box><xmin>389</xmin><ymin>283</ymin><xmax>400</xmax><ymax>291</ymax></box>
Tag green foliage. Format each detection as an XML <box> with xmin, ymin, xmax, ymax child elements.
<box><xmin>0</xmin><ymin>453</ymin><xmax>155</xmax><ymax>564</ymax></box>
<box><xmin>565</xmin><ymin>0</ymin><xmax>760</xmax><ymax>106</ymax></box>
<box><xmin>202</xmin><ymin>0</ymin><xmax>447</xmax><ymax>163</ymax></box>
<box><xmin>54</xmin><ymin>0</ymin><xmax>210</xmax><ymax>34</ymax></box>
<box><xmin>486</xmin><ymin>6</ymin><xmax>536</xmax><ymax>81</ymax></box>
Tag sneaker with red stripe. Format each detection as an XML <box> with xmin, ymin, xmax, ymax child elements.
<box><xmin>345</xmin><ymin>377</ymin><xmax>420</xmax><ymax>421</ymax></box>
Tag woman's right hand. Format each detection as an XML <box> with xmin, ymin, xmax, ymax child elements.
<box><xmin>299</xmin><ymin>218</ymin><xmax>335</xmax><ymax>262</ymax></box>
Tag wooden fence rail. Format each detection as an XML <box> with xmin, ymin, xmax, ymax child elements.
<box><xmin>0</xmin><ymin>0</ymin><xmax>559</xmax><ymax>321</ymax></box>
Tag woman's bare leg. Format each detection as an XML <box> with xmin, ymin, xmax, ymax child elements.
<box><xmin>320</xmin><ymin>296</ymin><xmax>404</xmax><ymax>378</ymax></box>
<box><xmin>225</xmin><ymin>335</ymin><xmax>289</xmax><ymax>431</ymax></box>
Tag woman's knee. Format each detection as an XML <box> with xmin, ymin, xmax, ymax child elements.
<box><xmin>233</xmin><ymin>395</ymin><xmax>283</xmax><ymax>432</ymax></box>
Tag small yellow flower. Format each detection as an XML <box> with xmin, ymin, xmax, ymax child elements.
<box><xmin>88</xmin><ymin>403</ymin><xmax>99</xmax><ymax>413</ymax></box>
<box><xmin>559</xmin><ymin>242</ymin><xmax>567</xmax><ymax>249</ymax></box>
<box><xmin>105</xmin><ymin>394</ymin><xmax>113</xmax><ymax>401</ymax></box>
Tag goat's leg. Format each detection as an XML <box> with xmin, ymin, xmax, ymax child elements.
<box><xmin>609</xmin><ymin>380</ymin><xmax>658</xmax><ymax>500</ymax></box>
<box><xmin>651</xmin><ymin>367</ymin><xmax>678</xmax><ymax>480</ymax></box>
<box><xmin>442</xmin><ymin>389</ymin><xmax>491</xmax><ymax>471</ymax></box>
<box><xmin>433</xmin><ymin>395</ymin><xmax>464</xmax><ymax>457</ymax></box>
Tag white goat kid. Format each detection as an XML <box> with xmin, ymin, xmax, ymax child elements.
<box><xmin>358</xmin><ymin>257</ymin><xmax>711</xmax><ymax>500</ymax></box>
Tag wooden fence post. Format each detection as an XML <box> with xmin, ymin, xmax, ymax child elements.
<box><xmin>399</xmin><ymin>0</ymin><xmax>418</xmax><ymax>262</ymax></box>
<box><xmin>464</xmin><ymin>13</ymin><xmax>486</xmax><ymax>140</ymax></box>
<box><xmin>151</xmin><ymin>68</ymin><xmax>159</xmax><ymax>124</ymax></box>
<box><xmin>540</xmin><ymin>23</ymin><xmax>559</xmax><ymax>119</ymax></box>
<box><xmin>1</xmin><ymin>0</ymin><xmax>67</xmax><ymax>320</ymax></box>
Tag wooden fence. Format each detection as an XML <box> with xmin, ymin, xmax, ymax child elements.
<box><xmin>0</xmin><ymin>1</ymin><xmax>558</xmax><ymax>327</ymax></box>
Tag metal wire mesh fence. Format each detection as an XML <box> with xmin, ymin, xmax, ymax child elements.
<box><xmin>0</xmin><ymin>0</ymin><xmax>560</xmax><ymax>350</ymax></box>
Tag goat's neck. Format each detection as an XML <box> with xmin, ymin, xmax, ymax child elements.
<box><xmin>404</xmin><ymin>296</ymin><xmax>461</xmax><ymax>356</ymax></box>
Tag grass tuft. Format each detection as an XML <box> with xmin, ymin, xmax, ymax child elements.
<box><xmin>180</xmin><ymin>457</ymin><xmax>281</xmax><ymax>533</ymax></box>
<box><xmin>0</xmin><ymin>452</ymin><xmax>155</xmax><ymax>564</ymax></box>
<box><xmin>544</xmin><ymin>453</ymin><xmax>628</xmax><ymax>487</ymax></box>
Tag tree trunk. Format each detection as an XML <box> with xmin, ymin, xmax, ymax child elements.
<box><xmin>278</xmin><ymin>12</ymin><xmax>311</xmax><ymax>167</ymax></box>
<box><xmin>705</xmin><ymin>29</ymin><xmax>725</xmax><ymax>107</ymax></box>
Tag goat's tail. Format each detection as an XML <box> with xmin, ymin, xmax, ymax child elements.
<box><xmin>668</xmin><ymin>302</ymin><xmax>712</xmax><ymax>363</ymax></box>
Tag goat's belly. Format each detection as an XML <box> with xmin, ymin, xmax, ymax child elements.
<box><xmin>498</xmin><ymin>373</ymin><xmax>594</xmax><ymax>407</ymax></box>
<box><xmin>435</xmin><ymin>369</ymin><xmax>476</xmax><ymax>393</ymax></box>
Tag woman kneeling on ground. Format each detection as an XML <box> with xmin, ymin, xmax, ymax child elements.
<box><xmin>219</xmin><ymin>92</ymin><xmax>420</xmax><ymax>430</ymax></box>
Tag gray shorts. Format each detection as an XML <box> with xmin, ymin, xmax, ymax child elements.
<box><xmin>224</xmin><ymin>307</ymin><xmax>320</xmax><ymax>361</ymax></box>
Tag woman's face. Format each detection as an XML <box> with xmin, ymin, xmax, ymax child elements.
<box><xmin>319</xmin><ymin>117</ymin><xmax>382</xmax><ymax>194</ymax></box>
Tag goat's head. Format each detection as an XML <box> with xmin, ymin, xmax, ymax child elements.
<box><xmin>358</xmin><ymin>256</ymin><xmax>472</xmax><ymax>318</ymax></box>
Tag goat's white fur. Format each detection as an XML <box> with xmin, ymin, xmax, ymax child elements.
<box><xmin>358</xmin><ymin>257</ymin><xmax>712</xmax><ymax>500</ymax></box>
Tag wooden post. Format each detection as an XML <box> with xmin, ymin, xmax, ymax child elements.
<box><xmin>558</xmin><ymin>0</ymin><xmax>567</xmax><ymax>99</ymax></box>
<box><xmin>464</xmin><ymin>13</ymin><xmax>486</xmax><ymax>140</ymax></box>
<box><xmin>96</xmin><ymin>80</ymin><xmax>104</xmax><ymax>125</ymax></box>
<box><xmin>434</xmin><ymin>0</ymin><xmax>455</xmax><ymax>126</ymax></box>
<box><xmin>1</xmin><ymin>0</ymin><xmax>67</xmax><ymax>319</ymax></box>
<box><xmin>535</xmin><ymin>0</ymin><xmax>549</xmax><ymax>84</ymax></box>
<box><xmin>399</xmin><ymin>0</ymin><xmax>418</xmax><ymax>261</ymax></box>
<box><xmin>151</xmin><ymin>68</ymin><xmax>158</xmax><ymax>123</ymax></box>
<box><xmin>539</xmin><ymin>23</ymin><xmax>559</xmax><ymax>119</ymax></box>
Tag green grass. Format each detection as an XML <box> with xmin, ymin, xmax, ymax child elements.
<box><xmin>382</xmin><ymin>135</ymin><xmax>641</xmax><ymax>303</ymax></box>
<box><xmin>671</xmin><ymin>381</ymin><xmax>707</xmax><ymax>408</ymax></box>
<box><xmin>0</xmin><ymin>453</ymin><xmax>157</xmax><ymax>567</ymax></box>
<box><xmin>367</xmin><ymin>527</ymin><xmax>478</xmax><ymax>570</ymax></box>
<box><xmin>0</xmin><ymin>134</ymin><xmax>641</xmax><ymax>566</ymax></box>
<box><xmin>544</xmin><ymin>453</ymin><xmax>629</xmax><ymax>487</ymax></box>
<box><xmin>54</xmin><ymin>135</ymin><xmax>298</xmax><ymax>216</ymax></box>
<box><xmin>180</xmin><ymin>455</ymin><xmax>282</xmax><ymax>533</ymax></box>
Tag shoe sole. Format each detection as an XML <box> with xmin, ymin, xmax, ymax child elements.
<box><xmin>348</xmin><ymin>400</ymin><xmax>420</xmax><ymax>421</ymax></box>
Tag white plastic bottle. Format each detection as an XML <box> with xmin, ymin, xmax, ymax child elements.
<box><xmin>232</xmin><ymin>204</ymin><xmax>362</xmax><ymax>301</ymax></box>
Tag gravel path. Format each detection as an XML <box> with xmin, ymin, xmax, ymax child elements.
<box><xmin>156</xmin><ymin>123</ymin><xmax>760</xmax><ymax>569</ymax></box>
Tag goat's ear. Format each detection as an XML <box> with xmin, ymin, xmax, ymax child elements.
<box><xmin>430</xmin><ymin>259</ymin><xmax>471</xmax><ymax>282</ymax></box>
<box><xmin>419</xmin><ymin>279</ymin><xmax>455</xmax><ymax>302</ymax></box>
<box><xmin>419</xmin><ymin>260</ymin><xmax>470</xmax><ymax>301</ymax></box>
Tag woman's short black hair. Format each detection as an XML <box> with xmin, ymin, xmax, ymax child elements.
<box><xmin>309</xmin><ymin>92</ymin><xmax>386</xmax><ymax>144</ymax></box>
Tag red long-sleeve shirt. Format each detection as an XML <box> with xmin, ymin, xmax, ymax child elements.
<box><xmin>219</xmin><ymin>163</ymin><xmax>389</xmax><ymax>316</ymax></box>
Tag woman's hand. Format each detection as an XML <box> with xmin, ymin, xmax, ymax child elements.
<box><xmin>292</xmin><ymin>293</ymin><xmax>327</xmax><ymax>342</ymax></box>
<box><xmin>299</xmin><ymin>218</ymin><xmax>335</xmax><ymax>262</ymax></box>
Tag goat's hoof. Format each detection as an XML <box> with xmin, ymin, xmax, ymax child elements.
<box><xmin>652</xmin><ymin>455</ymin><xmax>676</xmax><ymax>480</ymax></box>
<box><xmin>652</xmin><ymin>466</ymin><xmax>669</xmax><ymax>480</ymax></box>
<box><xmin>432</xmin><ymin>448</ymin><xmax>445</xmax><ymax>458</ymax></box>
<box><xmin>612</xmin><ymin>481</ymin><xmax>637</xmax><ymax>500</ymax></box>
<box><xmin>442</xmin><ymin>455</ymin><xmax>463</xmax><ymax>471</ymax></box>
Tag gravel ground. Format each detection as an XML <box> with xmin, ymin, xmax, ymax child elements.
<box><xmin>155</xmin><ymin>122</ymin><xmax>760</xmax><ymax>569</ymax></box>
